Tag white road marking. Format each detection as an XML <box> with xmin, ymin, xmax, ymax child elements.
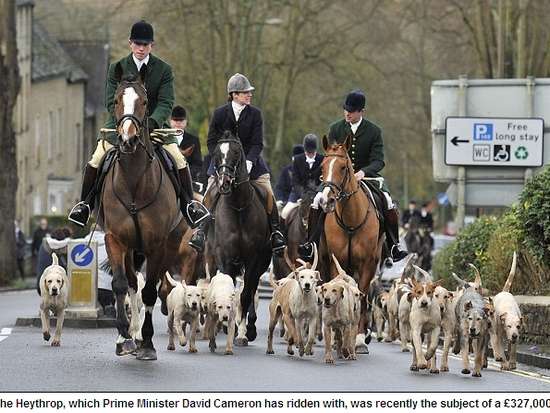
<box><xmin>0</xmin><ymin>327</ymin><xmax>12</xmax><ymax>344</ymax></box>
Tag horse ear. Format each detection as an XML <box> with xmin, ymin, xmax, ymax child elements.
<box><xmin>322</xmin><ymin>135</ymin><xmax>329</xmax><ymax>152</ymax></box>
<box><xmin>138</xmin><ymin>63</ymin><xmax>147</xmax><ymax>85</ymax></box>
<box><xmin>114</xmin><ymin>62</ymin><xmax>123</xmax><ymax>83</ymax></box>
<box><xmin>343</xmin><ymin>134</ymin><xmax>352</xmax><ymax>152</ymax></box>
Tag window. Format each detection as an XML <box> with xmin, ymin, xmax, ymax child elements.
<box><xmin>57</xmin><ymin>108</ymin><xmax>63</xmax><ymax>158</ymax></box>
<box><xmin>48</xmin><ymin>111</ymin><xmax>54</xmax><ymax>160</ymax></box>
<box><xmin>34</xmin><ymin>114</ymin><xmax>40</xmax><ymax>165</ymax></box>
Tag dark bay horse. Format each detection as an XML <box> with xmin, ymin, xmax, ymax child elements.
<box><xmin>101</xmin><ymin>65</ymin><xmax>186</xmax><ymax>360</ymax></box>
<box><xmin>318</xmin><ymin>135</ymin><xmax>384</xmax><ymax>352</ymax></box>
<box><xmin>404</xmin><ymin>215</ymin><xmax>433</xmax><ymax>271</ymax></box>
<box><xmin>206</xmin><ymin>131</ymin><xmax>272</xmax><ymax>345</ymax></box>
<box><xmin>273</xmin><ymin>191</ymin><xmax>314</xmax><ymax>279</ymax></box>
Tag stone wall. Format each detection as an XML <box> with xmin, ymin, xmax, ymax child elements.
<box><xmin>519</xmin><ymin>303</ymin><xmax>550</xmax><ymax>344</ymax></box>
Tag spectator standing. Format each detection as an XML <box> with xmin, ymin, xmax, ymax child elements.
<box><xmin>35</xmin><ymin>227</ymin><xmax>72</xmax><ymax>295</ymax></box>
<box><xmin>15</xmin><ymin>221</ymin><xmax>26</xmax><ymax>279</ymax></box>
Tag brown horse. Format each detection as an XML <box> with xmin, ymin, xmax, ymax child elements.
<box><xmin>101</xmin><ymin>65</ymin><xmax>186</xmax><ymax>360</ymax></box>
<box><xmin>318</xmin><ymin>135</ymin><xmax>384</xmax><ymax>352</ymax></box>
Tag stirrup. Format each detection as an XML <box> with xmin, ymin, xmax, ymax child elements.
<box><xmin>270</xmin><ymin>230</ymin><xmax>286</xmax><ymax>255</ymax></box>
<box><xmin>68</xmin><ymin>202</ymin><xmax>90</xmax><ymax>227</ymax></box>
<box><xmin>185</xmin><ymin>200</ymin><xmax>211</xmax><ymax>229</ymax></box>
<box><xmin>298</xmin><ymin>242</ymin><xmax>314</xmax><ymax>260</ymax></box>
<box><xmin>390</xmin><ymin>245</ymin><xmax>408</xmax><ymax>261</ymax></box>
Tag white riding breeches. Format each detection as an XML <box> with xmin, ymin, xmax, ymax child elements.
<box><xmin>88</xmin><ymin>141</ymin><xmax>187</xmax><ymax>169</ymax></box>
<box><xmin>281</xmin><ymin>201</ymin><xmax>299</xmax><ymax>220</ymax></box>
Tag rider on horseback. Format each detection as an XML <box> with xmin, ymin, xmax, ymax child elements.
<box><xmin>68</xmin><ymin>20</ymin><xmax>209</xmax><ymax>229</ymax></box>
<box><xmin>189</xmin><ymin>73</ymin><xmax>286</xmax><ymax>255</ymax></box>
<box><xmin>299</xmin><ymin>89</ymin><xmax>408</xmax><ymax>263</ymax></box>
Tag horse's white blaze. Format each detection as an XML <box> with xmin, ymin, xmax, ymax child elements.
<box><xmin>319</xmin><ymin>158</ymin><xmax>336</xmax><ymax>207</ymax></box>
<box><xmin>121</xmin><ymin>87</ymin><xmax>139</xmax><ymax>141</ymax></box>
<box><xmin>220</xmin><ymin>142</ymin><xmax>230</xmax><ymax>164</ymax></box>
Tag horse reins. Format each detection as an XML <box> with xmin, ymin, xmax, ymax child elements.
<box><xmin>322</xmin><ymin>152</ymin><xmax>370</xmax><ymax>272</ymax></box>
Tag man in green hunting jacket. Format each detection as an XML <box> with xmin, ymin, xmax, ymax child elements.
<box><xmin>68</xmin><ymin>20</ymin><xmax>209</xmax><ymax>228</ymax></box>
<box><xmin>299</xmin><ymin>89</ymin><xmax>408</xmax><ymax>263</ymax></box>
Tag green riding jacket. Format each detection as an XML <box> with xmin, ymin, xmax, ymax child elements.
<box><xmin>101</xmin><ymin>53</ymin><xmax>176</xmax><ymax>145</ymax></box>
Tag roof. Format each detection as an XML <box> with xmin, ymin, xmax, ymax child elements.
<box><xmin>60</xmin><ymin>40</ymin><xmax>110</xmax><ymax>115</ymax></box>
<box><xmin>32</xmin><ymin>22</ymin><xmax>88</xmax><ymax>83</ymax></box>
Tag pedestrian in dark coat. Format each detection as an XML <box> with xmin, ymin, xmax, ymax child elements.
<box><xmin>171</xmin><ymin>105</ymin><xmax>203</xmax><ymax>182</ymax></box>
<box><xmin>31</xmin><ymin>218</ymin><xmax>49</xmax><ymax>258</ymax></box>
<box><xmin>35</xmin><ymin>227</ymin><xmax>72</xmax><ymax>295</ymax></box>
<box><xmin>15</xmin><ymin>221</ymin><xmax>26</xmax><ymax>279</ymax></box>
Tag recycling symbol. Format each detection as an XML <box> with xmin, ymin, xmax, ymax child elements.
<box><xmin>515</xmin><ymin>146</ymin><xmax>528</xmax><ymax>160</ymax></box>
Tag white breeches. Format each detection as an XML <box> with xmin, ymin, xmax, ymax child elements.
<box><xmin>88</xmin><ymin>141</ymin><xmax>187</xmax><ymax>169</ymax></box>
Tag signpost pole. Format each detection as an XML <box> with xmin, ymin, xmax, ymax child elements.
<box><xmin>525</xmin><ymin>76</ymin><xmax>535</xmax><ymax>183</ymax></box>
<box><xmin>456</xmin><ymin>75</ymin><xmax>468</xmax><ymax>230</ymax></box>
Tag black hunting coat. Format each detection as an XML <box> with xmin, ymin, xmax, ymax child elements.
<box><xmin>289</xmin><ymin>153</ymin><xmax>324</xmax><ymax>202</ymax></box>
<box><xmin>179</xmin><ymin>131</ymin><xmax>203</xmax><ymax>181</ymax></box>
<box><xmin>207</xmin><ymin>103</ymin><xmax>269</xmax><ymax>180</ymax></box>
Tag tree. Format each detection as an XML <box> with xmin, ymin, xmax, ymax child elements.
<box><xmin>0</xmin><ymin>0</ymin><xmax>21</xmax><ymax>285</ymax></box>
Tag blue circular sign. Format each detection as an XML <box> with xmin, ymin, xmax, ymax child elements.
<box><xmin>71</xmin><ymin>244</ymin><xmax>94</xmax><ymax>267</ymax></box>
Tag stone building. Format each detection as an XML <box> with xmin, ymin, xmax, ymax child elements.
<box><xmin>15</xmin><ymin>1</ymin><xmax>89</xmax><ymax>233</ymax></box>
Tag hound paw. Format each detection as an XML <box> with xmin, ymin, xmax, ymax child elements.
<box><xmin>266</xmin><ymin>349</ymin><xmax>275</xmax><ymax>355</ymax></box>
<box><xmin>325</xmin><ymin>357</ymin><xmax>335</xmax><ymax>364</ymax></box>
<box><xmin>430</xmin><ymin>368</ymin><xmax>440</xmax><ymax>374</ymax></box>
<box><xmin>509</xmin><ymin>362</ymin><xmax>517</xmax><ymax>370</ymax></box>
<box><xmin>189</xmin><ymin>347</ymin><xmax>198</xmax><ymax>354</ymax></box>
<box><xmin>472</xmin><ymin>371</ymin><xmax>482</xmax><ymax>377</ymax></box>
<box><xmin>461</xmin><ymin>368</ymin><xmax>471</xmax><ymax>375</ymax></box>
<box><xmin>224</xmin><ymin>350</ymin><xmax>233</xmax><ymax>355</ymax></box>
<box><xmin>500</xmin><ymin>365</ymin><xmax>511</xmax><ymax>371</ymax></box>
<box><xmin>417</xmin><ymin>361</ymin><xmax>428</xmax><ymax>370</ymax></box>
<box><xmin>51</xmin><ymin>339</ymin><xmax>60</xmax><ymax>347</ymax></box>
<box><xmin>401</xmin><ymin>347</ymin><xmax>410</xmax><ymax>352</ymax></box>
<box><xmin>167</xmin><ymin>343</ymin><xmax>175</xmax><ymax>351</ymax></box>
<box><xmin>410</xmin><ymin>364</ymin><xmax>419</xmax><ymax>371</ymax></box>
<box><xmin>43</xmin><ymin>332</ymin><xmax>51</xmax><ymax>342</ymax></box>
<box><xmin>495</xmin><ymin>356</ymin><xmax>503</xmax><ymax>362</ymax></box>
<box><xmin>287</xmin><ymin>348</ymin><xmax>295</xmax><ymax>356</ymax></box>
<box><xmin>440</xmin><ymin>366</ymin><xmax>449</xmax><ymax>372</ymax></box>
<box><xmin>425</xmin><ymin>350</ymin><xmax>435</xmax><ymax>360</ymax></box>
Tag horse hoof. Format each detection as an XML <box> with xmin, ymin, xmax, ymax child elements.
<box><xmin>116</xmin><ymin>339</ymin><xmax>137</xmax><ymax>356</ymax></box>
<box><xmin>43</xmin><ymin>332</ymin><xmax>51</xmax><ymax>342</ymax></box>
<box><xmin>364</xmin><ymin>331</ymin><xmax>372</xmax><ymax>345</ymax></box>
<box><xmin>377</xmin><ymin>337</ymin><xmax>383</xmax><ymax>342</ymax></box>
<box><xmin>317</xmin><ymin>334</ymin><xmax>323</xmax><ymax>342</ymax></box>
<box><xmin>401</xmin><ymin>348</ymin><xmax>410</xmax><ymax>353</ymax></box>
<box><xmin>245</xmin><ymin>327</ymin><xmax>257</xmax><ymax>342</ymax></box>
<box><xmin>235</xmin><ymin>337</ymin><xmax>248</xmax><ymax>347</ymax></box>
<box><xmin>355</xmin><ymin>343</ymin><xmax>369</xmax><ymax>354</ymax></box>
<box><xmin>472</xmin><ymin>372</ymin><xmax>482</xmax><ymax>377</ymax></box>
<box><xmin>461</xmin><ymin>369</ymin><xmax>471</xmax><ymax>375</ymax></box>
<box><xmin>136</xmin><ymin>347</ymin><xmax>157</xmax><ymax>361</ymax></box>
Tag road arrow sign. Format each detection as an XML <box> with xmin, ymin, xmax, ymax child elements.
<box><xmin>451</xmin><ymin>136</ymin><xmax>469</xmax><ymax>146</ymax></box>
<box><xmin>70</xmin><ymin>244</ymin><xmax>94</xmax><ymax>267</ymax></box>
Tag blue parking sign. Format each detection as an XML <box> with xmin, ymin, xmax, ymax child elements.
<box><xmin>70</xmin><ymin>244</ymin><xmax>94</xmax><ymax>267</ymax></box>
<box><xmin>473</xmin><ymin>123</ymin><xmax>493</xmax><ymax>141</ymax></box>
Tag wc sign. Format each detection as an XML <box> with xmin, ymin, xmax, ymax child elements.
<box><xmin>473</xmin><ymin>123</ymin><xmax>493</xmax><ymax>141</ymax></box>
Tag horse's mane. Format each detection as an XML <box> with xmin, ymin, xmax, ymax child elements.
<box><xmin>218</xmin><ymin>130</ymin><xmax>241</xmax><ymax>145</ymax></box>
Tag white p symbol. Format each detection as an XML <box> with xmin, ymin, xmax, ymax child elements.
<box><xmin>476</xmin><ymin>124</ymin><xmax>487</xmax><ymax>136</ymax></box>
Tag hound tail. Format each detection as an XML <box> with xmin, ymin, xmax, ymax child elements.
<box><xmin>51</xmin><ymin>252</ymin><xmax>59</xmax><ymax>266</ymax></box>
<box><xmin>451</xmin><ymin>272</ymin><xmax>466</xmax><ymax>287</ymax></box>
<box><xmin>269</xmin><ymin>268</ymin><xmax>278</xmax><ymax>289</ymax></box>
<box><xmin>502</xmin><ymin>251</ymin><xmax>518</xmax><ymax>293</ymax></box>
<box><xmin>165</xmin><ymin>271</ymin><xmax>178</xmax><ymax>288</ymax></box>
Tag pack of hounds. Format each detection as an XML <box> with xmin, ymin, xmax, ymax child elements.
<box><xmin>38</xmin><ymin>248</ymin><xmax>522</xmax><ymax>376</ymax></box>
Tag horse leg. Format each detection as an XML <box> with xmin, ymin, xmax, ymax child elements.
<box><xmin>106</xmin><ymin>234</ymin><xmax>136</xmax><ymax>356</ymax></box>
<box><xmin>125</xmin><ymin>252</ymin><xmax>141</xmax><ymax>344</ymax></box>
<box><xmin>356</xmin><ymin>258</ymin><xmax>377</xmax><ymax>354</ymax></box>
<box><xmin>136</xmin><ymin>274</ymin><xmax>159</xmax><ymax>361</ymax></box>
<box><xmin>240</xmin><ymin>258</ymin><xmax>265</xmax><ymax>344</ymax></box>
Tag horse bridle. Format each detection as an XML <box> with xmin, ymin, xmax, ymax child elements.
<box><xmin>321</xmin><ymin>153</ymin><xmax>358</xmax><ymax>201</ymax></box>
<box><xmin>215</xmin><ymin>139</ymin><xmax>249</xmax><ymax>193</ymax></box>
<box><xmin>115</xmin><ymin>82</ymin><xmax>153</xmax><ymax>161</ymax></box>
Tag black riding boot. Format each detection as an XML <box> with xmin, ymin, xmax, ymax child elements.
<box><xmin>298</xmin><ymin>207</ymin><xmax>326</xmax><ymax>260</ymax></box>
<box><xmin>179</xmin><ymin>167</ymin><xmax>211</xmax><ymax>229</ymax></box>
<box><xmin>68</xmin><ymin>164</ymin><xmax>98</xmax><ymax>227</ymax></box>
<box><xmin>189</xmin><ymin>219</ymin><xmax>209</xmax><ymax>253</ymax></box>
<box><xmin>385</xmin><ymin>207</ymin><xmax>408</xmax><ymax>262</ymax></box>
<box><xmin>269</xmin><ymin>198</ymin><xmax>286</xmax><ymax>256</ymax></box>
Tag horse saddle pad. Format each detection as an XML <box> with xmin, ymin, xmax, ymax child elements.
<box><xmin>360</xmin><ymin>180</ymin><xmax>386</xmax><ymax>226</ymax></box>
<box><xmin>153</xmin><ymin>143</ymin><xmax>181</xmax><ymax>196</ymax></box>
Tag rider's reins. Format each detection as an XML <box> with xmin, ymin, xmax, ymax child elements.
<box><xmin>214</xmin><ymin>139</ymin><xmax>253</xmax><ymax>212</ymax></box>
<box><xmin>322</xmin><ymin>152</ymin><xmax>370</xmax><ymax>272</ymax></box>
<box><xmin>110</xmin><ymin>81</ymin><xmax>163</xmax><ymax>252</ymax></box>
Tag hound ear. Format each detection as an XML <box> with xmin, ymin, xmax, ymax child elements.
<box><xmin>483</xmin><ymin>306</ymin><xmax>491</xmax><ymax>316</ymax></box>
<box><xmin>499</xmin><ymin>312</ymin><xmax>507</xmax><ymax>322</ymax></box>
<box><xmin>322</xmin><ymin>135</ymin><xmax>329</xmax><ymax>152</ymax></box>
<box><xmin>407</xmin><ymin>292</ymin><xmax>414</xmax><ymax>302</ymax></box>
<box><xmin>114</xmin><ymin>62</ymin><xmax>123</xmax><ymax>83</ymax></box>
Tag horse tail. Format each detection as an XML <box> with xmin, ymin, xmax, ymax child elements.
<box><xmin>502</xmin><ymin>251</ymin><xmax>517</xmax><ymax>293</ymax></box>
<box><xmin>165</xmin><ymin>271</ymin><xmax>178</xmax><ymax>288</ymax></box>
<box><xmin>51</xmin><ymin>252</ymin><xmax>59</xmax><ymax>266</ymax></box>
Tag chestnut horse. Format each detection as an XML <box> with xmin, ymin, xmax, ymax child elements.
<box><xmin>101</xmin><ymin>65</ymin><xmax>186</xmax><ymax>360</ymax></box>
<box><xmin>318</xmin><ymin>135</ymin><xmax>384</xmax><ymax>352</ymax></box>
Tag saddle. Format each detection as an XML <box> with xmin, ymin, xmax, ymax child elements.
<box><xmin>360</xmin><ymin>179</ymin><xmax>386</xmax><ymax>227</ymax></box>
<box><xmin>94</xmin><ymin>144</ymin><xmax>182</xmax><ymax>208</ymax></box>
